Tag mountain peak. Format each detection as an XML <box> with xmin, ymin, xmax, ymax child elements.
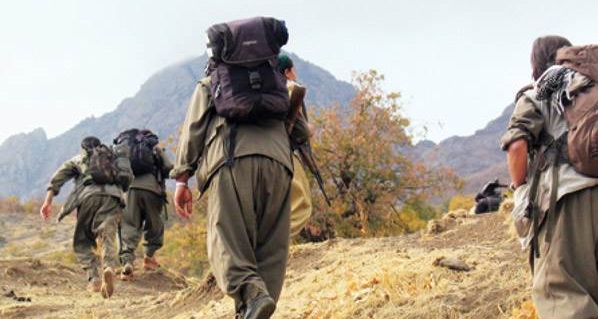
<box><xmin>0</xmin><ymin>53</ymin><xmax>355</xmax><ymax>198</ymax></box>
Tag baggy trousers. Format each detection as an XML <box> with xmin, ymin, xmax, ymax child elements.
<box><xmin>74</xmin><ymin>195</ymin><xmax>121</xmax><ymax>281</ymax></box>
<box><xmin>532</xmin><ymin>186</ymin><xmax>598</xmax><ymax>319</ymax></box>
<box><xmin>119</xmin><ymin>188</ymin><xmax>165</xmax><ymax>264</ymax></box>
<box><xmin>289</xmin><ymin>153</ymin><xmax>313</xmax><ymax>238</ymax></box>
<box><xmin>207</xmin><ymin>156</ymin><xmax>292</xmax><ymax>307</ymax></box>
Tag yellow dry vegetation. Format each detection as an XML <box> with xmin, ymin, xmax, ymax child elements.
<box><xmin>188</xmin><ymin>210</ymin><xmax>533</xmax><ymax>319</ymax></box>
<box><xmin>160</xmin><ymin>193</ymin><xmax>210</xmax><ymax>278</ymax></box>
<box><xmin>507</xmin><ymin>300</ymin><xmax>538</xmax><ymax>319</ymax></box>
<box><xmin>0</xmin><ymin>201</ymin><xmax>543</xmax><ymax>319</ymax></box>
<box><xmin>448</xmin><ymin>194</ymin><xmax>476</xmax><ymax>212</ymax></box>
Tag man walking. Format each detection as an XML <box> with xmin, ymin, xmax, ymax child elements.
<box><xmin>277</xmin><ymin>53</ymin><xmax>313</xmax><ymax>237</ymax></box>
<box><xmin>117</xmin><ymin>129</ymin><xmax>173</xmax><ymax>279</ymax></box>
<box><xmin>40</xmin><ymin>136</ymin><xmax>131</xmax><ymax>298</ymax></box>
<box><xmin>502</xmin><ymin>36</ymin><xmax>598</xmax><ymax>318</ymax></box>
<box><xmin>172</xmin><ymin>17</ymin><xmax>300</xmax><ymax>319</ymax></box>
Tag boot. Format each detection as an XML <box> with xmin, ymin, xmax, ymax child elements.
<box><xmin>100</xmin><ymin>267</ymin><xmax>115</xmax><ymax>299</ymax></box>
<box><xmin>143</xmin><ymin>256</ymin><xmax>160</xmax><ymax>270</ymax></box>
<box><xmin>120</xmin><ymin>262</ymin><xmax>134</xmax><ymax>281</ymax></box>
<box><xmin>242</xmin><ymin>283</ymin><xmax>275</xmax><ymax>319</ymax></box>
<box><xmin>86</xmin><ymin>278</ymin><xmax>101</xmax><ymax>293</ymax></box>
<box><xmin>244</xmin><ymin>295</ymin><xmax>275</xmax><ymax>319</ymax></box>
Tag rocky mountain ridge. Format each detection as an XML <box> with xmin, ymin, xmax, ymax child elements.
<box><xmin>0</xmin><ymin>53</ymin><xmax>355</xmax><ymax>198</ymax></box>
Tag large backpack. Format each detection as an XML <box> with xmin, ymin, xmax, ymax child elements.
<box><xmin>205</xmin><ymin>17</ymin><xmax>290</xmax><ymax>121</ymax></box>
<box><xmin>84</xmin><ymin>144</ymin><xmax>119</xmax><ymax>184</ymax></box>
<box><xmin>114</xmin><ymin>129</ymin><xmax>160</xmax><ymax>176</ymax></box>
<box><xmin>555</xmin><ymin>45</ymin><xmax>598</xmax><ymax>177</ymax></box>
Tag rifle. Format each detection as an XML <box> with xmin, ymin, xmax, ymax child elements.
<box><xmin>296</xmin><ymin>142</ymin><xmax>332</xmax><ymax>207</ymax></box>
<box><xmin>286</xmin><ymin>81</ymin><xmax>332</xmax><ymax>206</ymax></box>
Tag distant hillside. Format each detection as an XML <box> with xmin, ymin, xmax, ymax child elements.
<box><xmin>0</xmin><ymin>54</ymin><xmax>355</xmax><ymax>198</ymax></box>
<box><xmin>413</xmin><ymin>104</ymin><xmax>514</xmax><ymax>194</ymax></box>
<box><xmin>0</xmin><ymin>50</ymin><xmax>516</xmax><ymax>199</ymax></box>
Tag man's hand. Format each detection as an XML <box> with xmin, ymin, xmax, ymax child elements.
<box><xmin>174</xmin><ymin>184</ymin><xmax>193</xmax><ymax>220</ymax></box>
<box><xmin>40</xmin><ymin>201</ymin><xmax>52</xmax><ymax>221</ymax></box>
<box><xmin>40</xmin><ymin>191</ymin><xmax>54</xmax><ymax>221</ymax></box>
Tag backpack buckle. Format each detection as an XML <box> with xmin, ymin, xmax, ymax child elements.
<box><xmin>249</xmin><ymin>71</ymin><xmax>262</xmax><ymax>90</ymax></box>
<box><xmin>215</xmin><ymin>83</ymin><xmax>222</xmax><ymax>98</ymax></box>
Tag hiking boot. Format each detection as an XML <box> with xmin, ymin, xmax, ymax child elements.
<box><xmin>120</xmin><ymin>262</ymin><xmax>134</xmax><ymax>281</ymax></box>
<box><xmin>143</xmin><ymin>256</ymin><xmax>160</xmax><ymax>270</ymax></box>
<box><xmin>100</xmin><ymin>267</ymin><xmax>115</xmax><ymax>299</ymax></box>
<box><xmin>86</xmin><ymin>278</ymin><xmax>101</xmax><ymax>293</ymax></box>
<box><xmin>243</xmin><ymin>295</ymin><xmax>275</xmax><ymax>319</ymax></box>
<box><xmin>234</xmin><ymin>310</ymin><xmax>245</xmax><ymax>319</ymax></box>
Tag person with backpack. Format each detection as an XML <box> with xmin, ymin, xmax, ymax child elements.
<box><xmin>115</xmin><ymin>129</ymin><xmax>173</xmax><ymax>279</ymax></box>
<box><xmin>474</xmin><ymin>178</ymin><xmax>506</xmax><ymax>214</ymax></box>
<box><xmin>39</xmin><ymin>136</ymin><xmax>132</xmax><ymax>298</ymax></box>
<box><xmin>277</xmin><ymin>54</ymin><xmax>314</xmax><ymax>238</ymax></box>
<box><xmin>501</xmin><ymin>36</ymin><xmax>598</xmax><ymax>318</ymax></box>
<box><xmin>171</xmin><ymin>17</ymin><xmax>305</xmax><ymax>319</ymax></box>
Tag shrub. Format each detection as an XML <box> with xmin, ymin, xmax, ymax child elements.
<box><xmin>302</xmin><ymin>70</ymin><xmax>461</xmax><ymax>240</ymax></box>
<box><xmin>447</xmin><ymin>194</ymin><xmax>475</xmax><ymax>212</ymax></box>
<box><xmin>161</xmin><ymin>192</ymin><xmax>209</xmax><ymax>278</ymax></box>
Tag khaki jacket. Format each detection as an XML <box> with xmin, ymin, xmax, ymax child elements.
<box><xmin>171</xmin><ymin>78</ymin><xmax>294</xmax><ymax>191</ymax></box>
<box><xmin>129</xmin><ymin>147</ymin><xmax>173</xmax><ymax>196</ymax></box>
<box><xmin>500</xmin><ymin>88</ymin><xmax>598</xmax><ymax>213</ymax></box>
<box><xmin>47</xmin><ymin>153</ymin><xmax>125</xmax><ymax>219</ymax></box>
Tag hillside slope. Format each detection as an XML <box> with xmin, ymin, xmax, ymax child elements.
<box><xmin>0</xmin><ymin>205</ymin><xmax>533</xmax><ymax>319</ymax></box>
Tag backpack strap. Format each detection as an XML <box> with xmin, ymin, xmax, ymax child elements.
<box><xmin>526</xmin><ymin>142</ymin><xmax>547</xmax><ymax>267</ymax></box>
<box><xmin>543</xmin><ymin>133</ymin><xmax>567</xmax><ymax>245</ymax></box>
<box><xmin>225</xmin><ymin>121</ymin><xmax>238</xmax><ymax>168</ymax></box>
<box><xmin>527</xmin><ymin>132</ymin><xmax>567</xmax><ymax>271</ymax></box>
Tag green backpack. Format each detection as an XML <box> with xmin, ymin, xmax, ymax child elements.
<box><xmin>84</xmin><ymin>144</ymin><xmax>119</xmax><ymax>185</ymax></box>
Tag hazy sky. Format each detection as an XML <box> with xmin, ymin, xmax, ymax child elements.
<box><xmin>1</xmin><ymin>0</ymin><xmax>597</xmax><ymax>144</ymax></box>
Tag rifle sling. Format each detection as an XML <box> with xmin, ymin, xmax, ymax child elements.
<box><xmin>528</xmin><ymin>133</ymin><xmax>566</xmax><ymax>272</ymax></box>
<box><xmin>527</xmin><ymin>145</ymin><xmax>545</xmax><ymax>268</ymax></box>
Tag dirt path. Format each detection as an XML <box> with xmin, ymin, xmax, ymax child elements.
<box><xmin>0</xmin><ymin>258</ymin><xmax>192</xmax><ymax>319</ymax></box>
<box><xmin>0</xmin><ymin>207</ymin><xmax>532</xmax><ymax>319</ymax></box>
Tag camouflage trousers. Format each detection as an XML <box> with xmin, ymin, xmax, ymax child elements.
<box><xmin>74</xmin><ymin>195</ymin><xmax>121</xmax><ymax>281</ymax></box>
<box><xmin>119</xmin><ymin>188</ymin><xmax>165</xmax><ymax>264</ymax></box>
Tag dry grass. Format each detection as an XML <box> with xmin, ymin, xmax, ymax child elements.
<box><xmin>186</xmin><ymin>211</ymin><xmax>533</xmax><ymax>319</ymax></box>
<box><xmin>1</xmin><ymin>203</ymin><xmax>539</xmax><ymax>319</ymax></box>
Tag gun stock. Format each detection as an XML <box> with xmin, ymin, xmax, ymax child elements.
<box><xmin>286</xmin><ymin>83</ymin><xmax>307</xmax><ymax>135</ymax></box>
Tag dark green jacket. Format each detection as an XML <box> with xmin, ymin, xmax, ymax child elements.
<box><xmin>129</xmin><ymin>147</ymin><xmax>173</xmax><ymax>196</ymax></box>
<box><xmin>171</xmin><ymin>78</ymin><xmax>299</xmax><ymax>190</ymax></box>
<box><xmin>47</xmin><ymin>153</ymin><xmax>125</xmax><ymax>220</ymax></box>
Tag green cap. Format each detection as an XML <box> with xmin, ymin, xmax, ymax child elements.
<box><xmin>277</xmin><ymin>54</ymin><xmax>294</xmax><ymax>74</ymax></box>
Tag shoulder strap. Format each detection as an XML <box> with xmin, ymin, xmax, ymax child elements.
<box><xmin>526</xmin><ymin>133</ymin><xmax>554</xmax><ymax>264</ymax></box>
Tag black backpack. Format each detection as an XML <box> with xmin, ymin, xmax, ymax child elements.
<box><xmin>114</xmin><ymin>129</ymin><xmax>160</xmax><ymax>176</ymax></box>
<box><xmin>205</xmin><ymin>17</ymin><xmax>290</xmax><ymax>121</ymax></box>
<box><xmin>84</xmin><ymin>144</ymin><xmax>119</xmax><ymax>185</ymax></box>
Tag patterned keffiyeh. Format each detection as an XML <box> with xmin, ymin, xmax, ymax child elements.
<box><xmin>535</xmin><ymin>66</ymin><xmax>591</xmax><ymax>114</ymax></box>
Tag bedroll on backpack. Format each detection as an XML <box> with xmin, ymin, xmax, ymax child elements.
<box><xmin>556</xmin><ymin>45</ymin><xmax>598</xmax><ymax>177</ymax></box>
<box><xmin>114</xmin><ymin>129</ymin><xmax>159</xmax><ymax>176</ymax></box>
<box><xmin>85</xmin><ymin>144</ymin><xmax>119</xmax><ymax>185</ymax></box>
<box><xmin>205</xmin><ymin>17</ymin><xmax>290</xmax><ymax>121</ymax></box>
